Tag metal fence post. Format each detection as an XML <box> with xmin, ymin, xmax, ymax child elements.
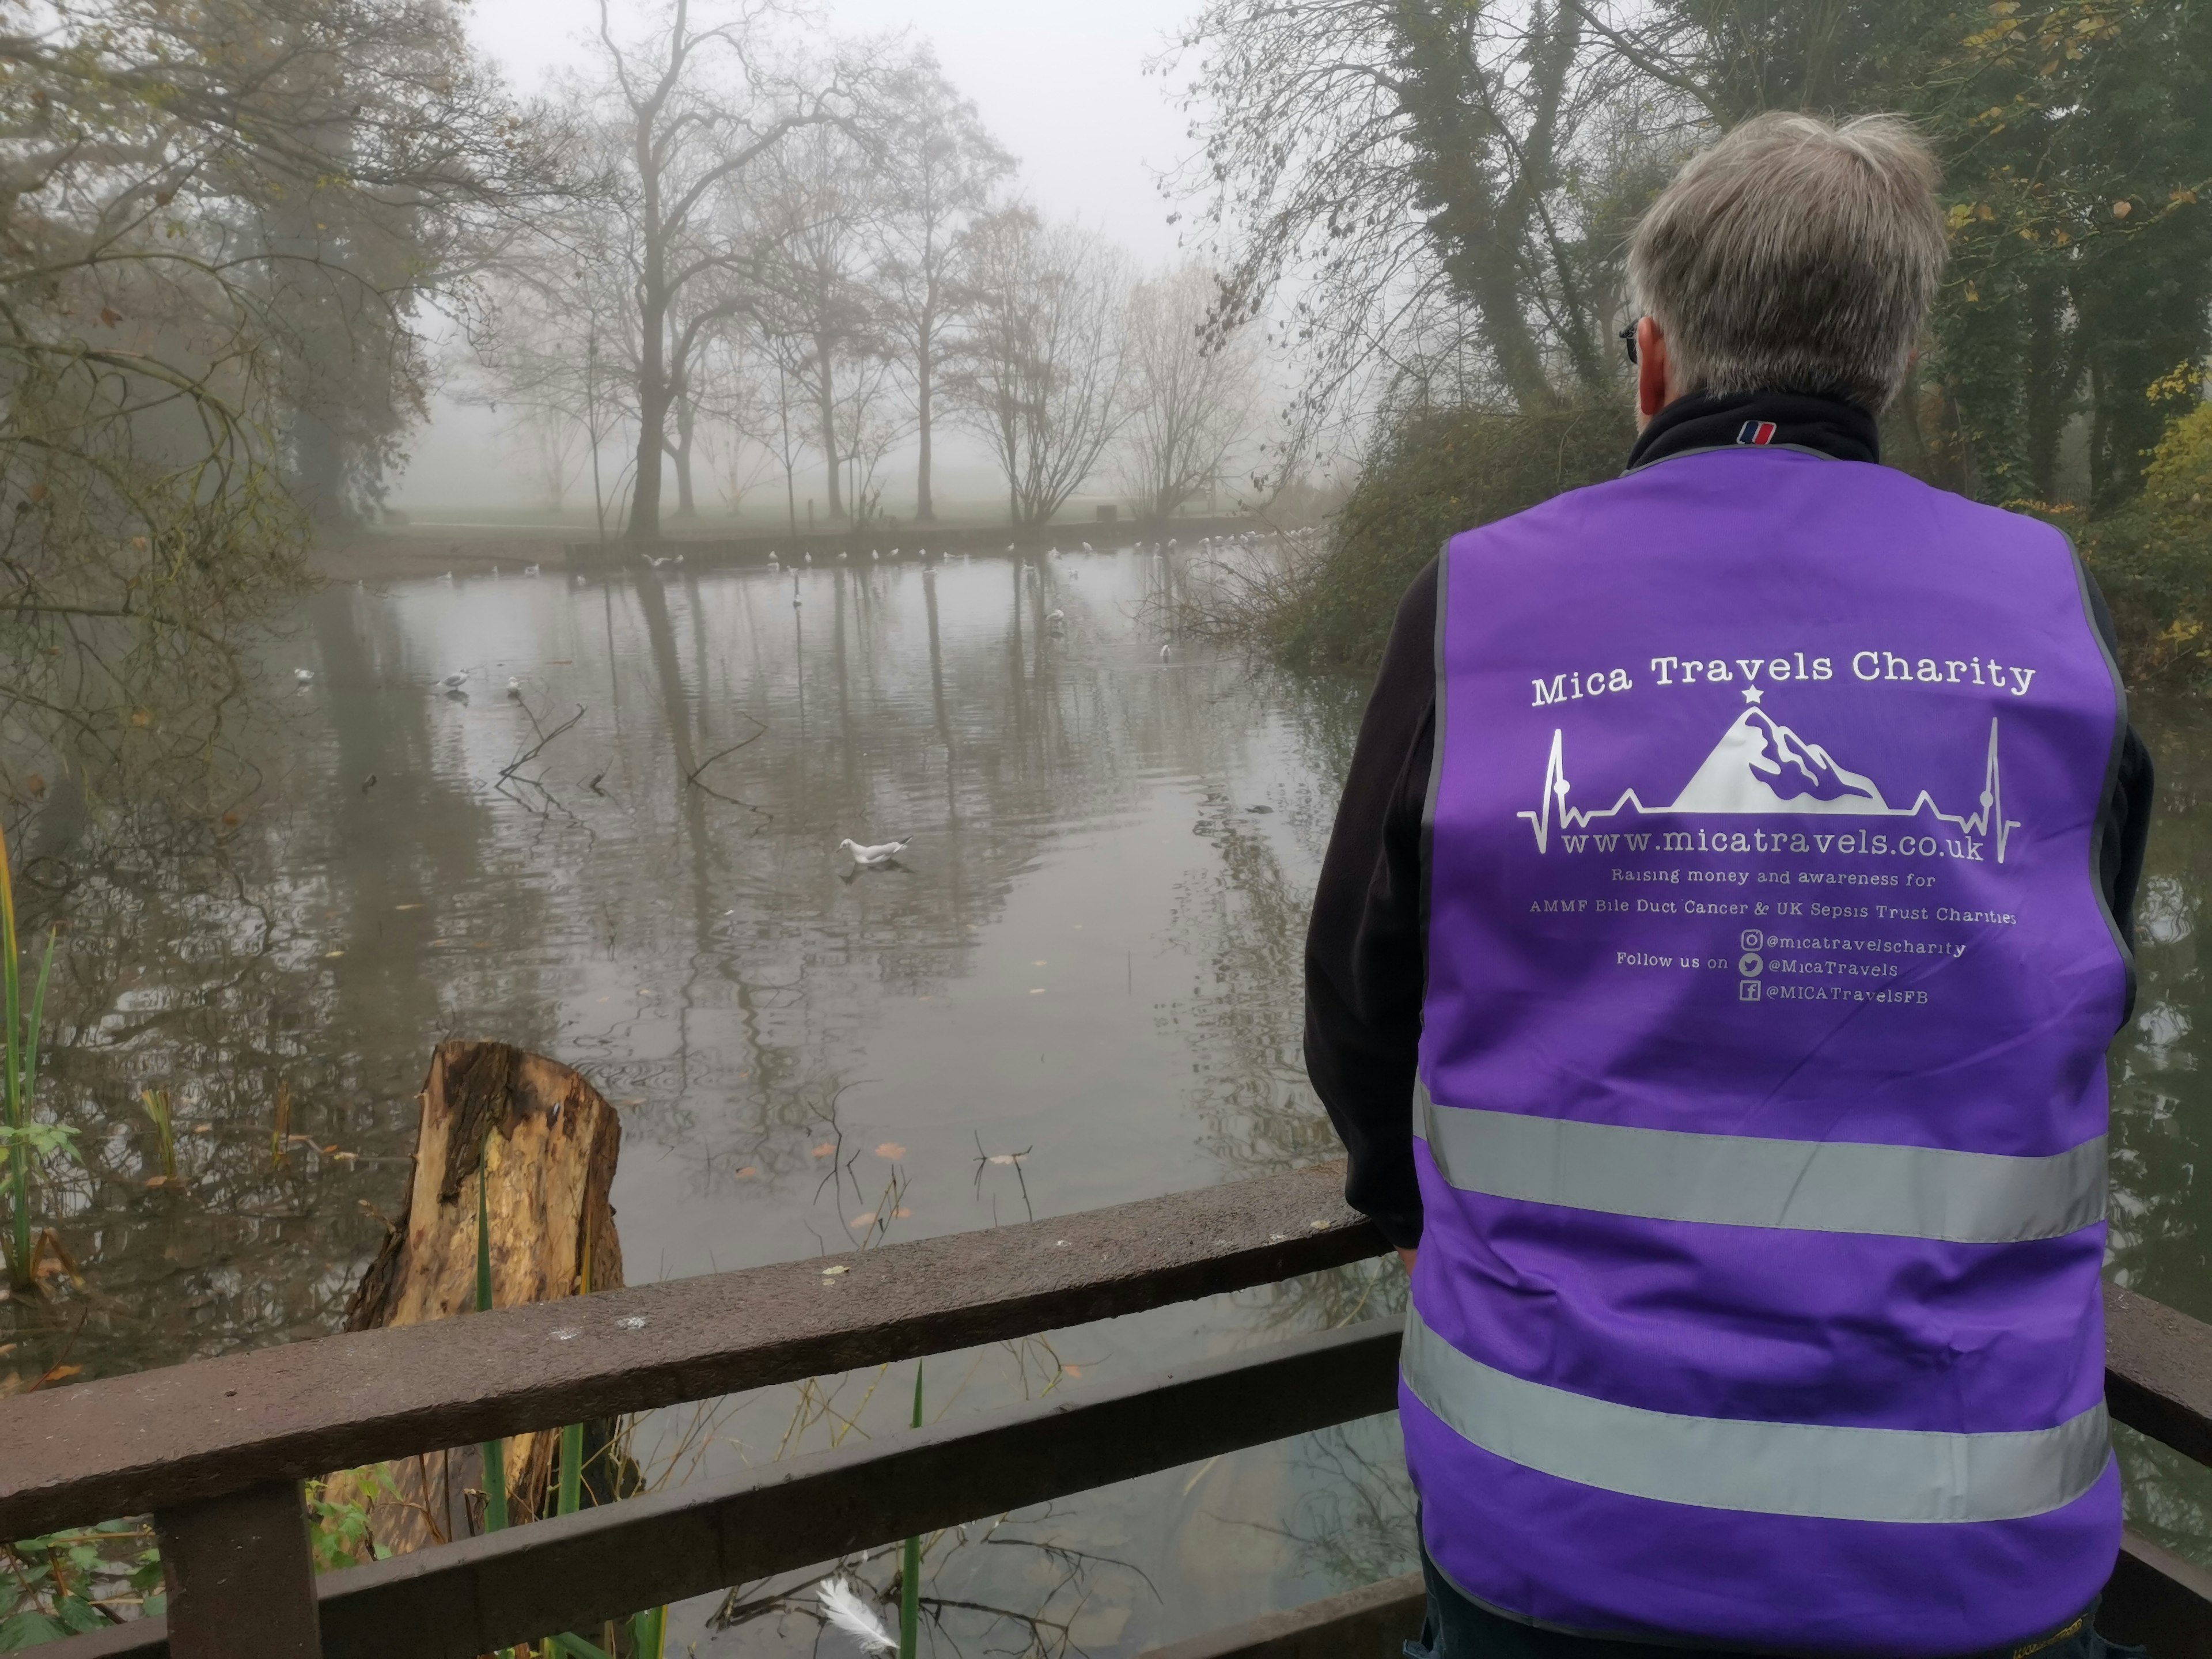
<box><xmin>154</xmin><ymin>1479</ymin><xmax>323</xmax><ymax>1658</ymax></box>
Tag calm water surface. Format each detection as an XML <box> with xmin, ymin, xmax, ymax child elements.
<box><xmin>6</xmin><ymin>546</ymin><xmax>2207</xmax><ymax>1648</ymax></box>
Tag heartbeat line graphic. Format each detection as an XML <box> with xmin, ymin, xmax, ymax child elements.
<box><xmin>1516</xmin><ymin>715</ymin><xmax>2022</xmax><ymax>862</ymax></box>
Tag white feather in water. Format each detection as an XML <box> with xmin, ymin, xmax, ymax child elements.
<box><xmin>817</xmin><ymin>1576</ymin><xmax>898</xmax><ymax>1654</ymax></box>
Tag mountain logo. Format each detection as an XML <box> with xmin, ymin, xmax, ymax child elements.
<box><xmin>1670</xmin><ymin>706</ymin><xmax>1889</xmax><ymax>815</ymax></box>
<box><xmin>1515</xmin><ymin>690</ymin><xmax>2022</xmax><ymax>859</ymax></box>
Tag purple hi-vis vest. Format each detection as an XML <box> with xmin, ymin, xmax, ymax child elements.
<box><xmin>1408</xmin><ymin>448</ymin><xmax>2128</xmax><ymax>1656</ymax></box>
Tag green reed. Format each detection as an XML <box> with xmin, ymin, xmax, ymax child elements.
<box><xmin>476</xmin><ymin>1139</ymin><xmax>510</xmax><ymax>1533</ymax></box>
<box><xmin>0</xmin><ymin>811</ymin><xmax>61</xmax><ymax>1290</ymax></box>
<box><xmin>901</xmin><ymin>1360</ymin><xmax>923</xmax><ymax>1658</ymax></box>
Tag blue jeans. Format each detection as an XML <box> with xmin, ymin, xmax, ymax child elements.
<box><xmin>1404</xmin><ymin>1537</ymin><xmax>2145</xmax><ymax>1659</ymax></box>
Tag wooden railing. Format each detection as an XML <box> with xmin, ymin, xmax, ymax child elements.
<box><xmin>3</xmin><ymin>1163</ymin><xmax>2209</xmax><ymax>1659</ymax></box>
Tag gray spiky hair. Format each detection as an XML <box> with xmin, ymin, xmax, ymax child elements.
<box><xmin>1627</xmin><ymin>112</ymin><xmax>1946</xmax><ymax>414</ymax></box>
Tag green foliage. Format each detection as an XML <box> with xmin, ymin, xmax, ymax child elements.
<box><xmin>0</xmin><ymin>1522</ymin><xmax>161</xmax><ymax>1646</ymax></box>
<box><xmin>1274</xmin><ymin>400</ymin><xmax>1633</xmax><ymax>672</ymax></box>
<box><xmin>306</xmin><ymin>1469</ymin><xmax>394</xmax><ymax>1573</ymax></box>
<box><xmin>2067</xmin><ymin>399</ymin><xmax>2212</xmax><ymax>686</ymax></box>
<box><xmin>1910</xmin><ymin>0</ymin><xmax>2212</xmax><ymax>507</ymax></box>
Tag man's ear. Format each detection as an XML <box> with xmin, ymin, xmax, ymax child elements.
<box><xmin>1638</xmin><ymin>317</ymin><xmax>1672</xmax><ymax>420</ymax></box>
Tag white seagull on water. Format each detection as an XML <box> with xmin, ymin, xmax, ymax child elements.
<box><xmin>839</xmin><ymin>835</ymin><xmax>910</xmax><ymax>866</ymax></box>
<box><xmin>440</xmin><ymin>669</ymin><xmax>469</xmax><ymax>692</ymax></box>
<box><xmin>293</xmin><ymin>668</ymin><xmax>315</xmax><ymax>684</ymax></box>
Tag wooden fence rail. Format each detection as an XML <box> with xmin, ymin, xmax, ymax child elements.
<box><xmin>6</xmin><ymin>1162</ymin><xmax>2211</xmax><ymax>1658</ymax></box>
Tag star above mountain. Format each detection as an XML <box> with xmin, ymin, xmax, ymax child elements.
<box><xmin>1743</xmin><ymin>686</ymin><xmax>1764</xmax><ymax>704</ymax></box>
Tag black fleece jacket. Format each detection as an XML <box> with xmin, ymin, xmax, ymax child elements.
<box><xmin>1303</xmin><ymin>389</ymin><xmax>2158</xmax><ymax>1249</ymax></box>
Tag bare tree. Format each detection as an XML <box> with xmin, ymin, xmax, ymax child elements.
<box><xmin>749</xmin><ymin>115</ymin><xmax>883</xmax><ymax>524</ymax></box>
<box><xmin>951</xmin><ymin>209</ymin><xmax>1130</xmax><ymax>527</ymax></box>
<box><xmin>692</xmin><ymin>332</ymin><xmax>781</xmax><ymax>515</ymax></box>
<box><xmin>874</xmin><ymin>51</ymin><xmax>1013</xmax><ymax>522</ymax></box>
<box><xmin>0</xmin><ymin>0</ymin><xmax>559</xmax><ymax>794</ymax></box>
<box><xmin>467</xmin><ymin>190</ymin><xmax>641</xmax><ymax>540</ymax></box>
<box><xmin>1115</xmin><ymin>264</ymin><xmax>1263</xmax><ymax>522</ymax></box>
<box><xmin>588</xmin><ymin>0</ymin><xmax>855</xmax><ymax>539</ymax></box>
<box><xmin>510</xmin><ymin>404</ymin><xmax>588</xmax><ymax>512</ymax></box>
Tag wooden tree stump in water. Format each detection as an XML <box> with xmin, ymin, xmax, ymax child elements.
<box><xmin>323</xmin><ymin>1041</ymin><xmax>626</xmax><ymax>1559</ymax></box>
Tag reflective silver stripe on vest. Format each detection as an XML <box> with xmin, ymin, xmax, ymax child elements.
<box><xmin>1413</xmin><ymin>1086</ymin><xmax>2104</xmax><ymax>1244</ymax></box>
<box><xmin>1401</xmin><ymin>1306</ymin><xmax>2109</xmax><ymax>1522</ymax></box>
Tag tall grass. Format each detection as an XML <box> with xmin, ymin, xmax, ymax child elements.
<box><xmin>0</xmin><ymin>812</ymin><xmax>62</xmax><ymax>1291</ymax></box>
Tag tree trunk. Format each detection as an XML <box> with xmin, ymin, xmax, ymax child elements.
<box><xmin>915</xmin><ymin>325</ymin><xmax>935</xmax><ymax>522</ymax></box>
<box><xmin>1387</xmin><ymin>0</ymin><xmax>1562</xmax><ymax>412</ymax></box>
<box><xmin>628</xmin><ymin>119</ymin><xmax>668</xmax><ymax>540</ymax></box>
<box><xmin>816</xmin><ymin>334</ymin><xmax>843</xmax><ymax>520</ymax></box>
<box><xmin>630</xmin><ymin>360</ymin><xmax>669</xmax><ymax>539</ymax></box>
<box><xmin>672</xmin><ymin>385</ymin><xmax>698</xmax><ymax>520</ymax></box>
<box><xmin>324</xmin><ymin>1041</ymin><xmax>627</xmax><ymax>1558</ymax></box>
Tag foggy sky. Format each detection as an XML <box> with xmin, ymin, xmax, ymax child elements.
<box><xmin>390</xmin><ymin>0</ymin><xmax>1205</xmax><ymax>517</ymax></box>
<box><xmin>469</xmin><ymin>0</ymin><xmax>1199</xmax><ymax>264</ymax></box>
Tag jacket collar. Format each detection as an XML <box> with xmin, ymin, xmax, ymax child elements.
<box><xmin>1625</xmin><ymin>389</ymin><xmax>1881</xmax><ymax>471</ymax></box>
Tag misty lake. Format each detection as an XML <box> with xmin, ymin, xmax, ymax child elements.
<box><xmin>10</xmin><ymin>544</ymin><xmax>2209</xmax><ymax>1650</ymax></box>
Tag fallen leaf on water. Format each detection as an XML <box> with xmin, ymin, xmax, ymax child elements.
<box><xmin>734</xmin><ymin>1165</ymin><xmax>759</xmax><ymax>1178</ymax></box>
<box><xmin>988</xmin><ymin>1153</ymin><xmax>1024</xmax><ymax>1166</ymax></box>
<box><xmin>875</xmin><ymin>1142</ymin><xmax>906</xmax><ymax>1160</ymax></box>
<box><xmin>1063</xmin><ymin>1364</ymin><xmax>1082</xmax><ymax>1379</ymax></box>
<box><xmin>324</xmin><ymin>950</ymin><xmax>344</xmax><ymax>959</ymax></box>
<box><xmin>810</xmin><ymin>1142</ymin><xmax>836</xmax><ymax>1158</ymax></box>
<box><xmin>892</xmin><ymin>1207</ymin><xmax>912</xmax><ymax>1219</ymax></box>
<box><xmin>23</xmin><ymin>774</ymin><xmax>43</xmax><ymax>797</ymax></box>
<box><xmin>395</xmin><ymin>903</ymin><xmax>422</xmax><ymax>911</ymax></box>
<box><xmin>851</xmin><ymin>1212</ymin><xmax>876</xmax><ymax>1227</ymax></box>
<box><xmin>619</xmin><ymin>1097</ymin><xmax>645</xmax><ymax>1107</ymax></box>
<box><xmin>192</xmin><ymin>1123</ymin><xmax>211</xmax><ymax>1133</ymax></box>
<box><xmin>31</xmin><ymin>1364</ymin><xmax>80</xmax><ymax>1391</ymax></box>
